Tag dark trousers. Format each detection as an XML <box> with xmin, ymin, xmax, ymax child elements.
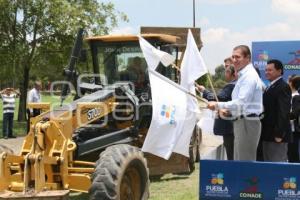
<box><xmin>263</xmin><ymin>141</ymin><xmax>288</xmax><ymax>162</ymax></box>
<box><xmin>2</xmin><ymin>113</ymin><xmax>14</xmax><ymax>137</ymax></box>
<box><xmin>288</xmin><ymin>133</ymin><xmax>300</xmax><ymax>162</ymax></box>
<box><xmin>26</xmin><ymin>109</ymin><xmax>41</xmax><ymax>133</ymax></box>
<box><xmin>223</xmin><ymin>134</ymin><xmax>234</xmax><ymax>160</ymax></box>
<box><xmin>256</xmin><ymin>138</ymin><xmax>264</xmax><ymax>161</ymax></box>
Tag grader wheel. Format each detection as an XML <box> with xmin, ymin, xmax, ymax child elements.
<box><xmin>89</xmin><ymin>144</ymin><xmax>149</xmax><ymax>200</ymax></box>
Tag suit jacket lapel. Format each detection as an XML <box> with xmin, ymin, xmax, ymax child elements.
<box><xmin>265</xmin><ymin>78</ymin><xmax>283</xmax><ymax>93</ymax></box>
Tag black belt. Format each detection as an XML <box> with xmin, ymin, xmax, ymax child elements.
<box><xmin>234</xmin><ymin>113</ymin><xmax>263</xmax><ymax>121</ymax></box>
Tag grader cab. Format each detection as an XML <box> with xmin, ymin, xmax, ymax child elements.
<box><xmin>0</xmin><ymin>28</ymin><xmax>202</xmax><ymax>199</ymax></box>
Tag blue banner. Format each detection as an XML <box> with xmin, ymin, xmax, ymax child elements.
<box><xmin>200</xmin><ymin>160</ymin><xmax>300</xmax><ymax>200</ymax></box>
<box><xmin>252</xmin><ymin>41</ymin><xmax>300</xmax><ymax>85</ymax></box>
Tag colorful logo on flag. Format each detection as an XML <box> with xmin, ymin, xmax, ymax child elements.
<box><xmin>160</xmin><ymin>104</ymin><xmax>176</xmax><ymax>125</ymax></box>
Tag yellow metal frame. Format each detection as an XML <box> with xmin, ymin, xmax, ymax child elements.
<box><xmin>27</xmin><ymin>102</ymin><xmax>51</xmax><ymax>112</ymax></box>
<box><xmin>0</xmin><ymin>97</ymin><xmax>116</xmax><ymax>196</ymax></box>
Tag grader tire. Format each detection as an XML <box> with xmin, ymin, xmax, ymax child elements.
<box><xmin>0</xmin><ymin>144</ymin><xmax>14</xmax><ymax>154</ymax></box>
<box><xmin>188</xmin><ymin>125</ymin><xmax>201</xmax><ymax>173</ymax></box>
<box><xmin>188</xmin><ymin>132</ymin><xmax>197</xmax><ymax>173</ymax></box>
<box><xmin>194</xmin><ymin>126</ymin><xmax>201</xmax><ymax>162</ymax></box>
<box><xmin>89</xmin><ymin>144</ymin><xmax>149</xmax><ymax>200</ymax></box>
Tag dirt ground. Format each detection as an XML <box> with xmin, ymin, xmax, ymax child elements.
<box><xmin>0</xmin><ymin>132</ymin><xmax>222</xmax><ymax>156</ymax></box>
<box><xmin>0</xmin><ymin>136</ymin><xmax>25</xmax><ymax>154</ymax></box>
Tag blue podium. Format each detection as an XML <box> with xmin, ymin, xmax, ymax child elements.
<box><xmin>200</xmin><ymin>160</ymin><xmax>300</xmax><ymax>199</ymax></box>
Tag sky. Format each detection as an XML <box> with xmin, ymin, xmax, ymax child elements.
<box><xmin>102</xmin><ymin>0</ymin><xmax>300</xmax><ymax>73</ymax></box>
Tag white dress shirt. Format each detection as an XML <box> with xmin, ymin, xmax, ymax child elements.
<box><xmin>217</xmin><ymin>63</ymin><xmax>263</xmax><ymax>117</ymax></box>
<box><xmin>27</xmin><ymin>88</ymin><xmax>41</xmax><ymax>113</ymax></box>
<box><xmin>27</xmin><ymin>88</ymin><xmax>41</xmax><ymax>103</ymax></box>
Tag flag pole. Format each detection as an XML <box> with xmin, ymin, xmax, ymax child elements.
<box><xmin>149</xmin><ymin>70</ymin><xmax>208</xmax><ymax>106</ymax></box>
<box><xmin>171</xmin><ymin>63</ymin><xmax>219</xmax><ymax>101</ymax></box>
<box><xmin>206</xmin><ymin>73</ymin><xmax>219</xmax><ymax>102</ymax></box>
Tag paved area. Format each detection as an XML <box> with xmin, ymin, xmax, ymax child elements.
<box><xmin>200</xmin><ymin>133</ymin><xmax>224</xmax><ymax>159</ymax></box>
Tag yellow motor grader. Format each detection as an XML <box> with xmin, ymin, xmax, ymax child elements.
<box><xmin>0</xmin><ymin>28</ymin><xmax>202</xmax><ymax>199</ymax></box>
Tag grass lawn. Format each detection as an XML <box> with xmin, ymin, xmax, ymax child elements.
<box><xmin>149</xmin><ymin>164</ymin><xmax>199</xmax><ymax>200</ymax></box>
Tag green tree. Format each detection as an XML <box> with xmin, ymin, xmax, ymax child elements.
<box><xmin>213</xmin><ymin>64</ymin><xmax>225</xmax><ymax>82</ymax></box>
<box><xmin>0</xmin><ymin>0</ymin><xmax>128</xmax><ymax>121</ymax></box>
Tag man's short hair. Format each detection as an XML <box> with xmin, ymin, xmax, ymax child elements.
<box><xmin>34</xmin><ymin>81</ymin><xmax>42</xmax><ymax>88</ymax></box>
<box><xmin>233</xmin><ymin>45</ymin><xmax>251</xmax><ymax>59</ymax></box>
<box><xmin>267</xmin><ymin>59</ymin><xmax>284</xmax><ymax>75</ymax></box>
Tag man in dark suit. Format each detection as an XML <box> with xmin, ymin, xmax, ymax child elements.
<box><xmin>261</xmin><ymin>59</ymin><xmax>292</xmax><ymax>162</ymax></box>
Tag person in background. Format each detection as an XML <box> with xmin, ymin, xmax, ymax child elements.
<box><xmin>0</xmin><ymin>88</ymin><xmax>20</xmax><ymax>139</ymax></box>
<box><xmin>197</xmin><ymin>57</ymin><xmax>237</xmax><ymax>160</ymax></box>
<box><xmin>288</xmin><ymin>75</ymin><xmax>300</xmax><ymax>162</ymax></box>
<box><xmin>207</xmin><ymin>45</ymin><xmax>263</xmax><ymax>161</ymax></box>
<box><xmin>27</xmin><ymin>81</ymin><xmax>42</xmax><ymax>132</ymax></box>
<box><xmin>261</xmin><ymin>59</ymin><xmax>291</xmax><ymax>162</ymax></box>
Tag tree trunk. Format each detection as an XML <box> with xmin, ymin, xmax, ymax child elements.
<box><xmin>18</xmin><ymin>63</ymin><xmax>29</xmax><ymax>122</ymax></box>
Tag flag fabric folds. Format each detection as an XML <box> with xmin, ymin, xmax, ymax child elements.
<box><xmin>180</xmin><ymin>29</ymin><xmax>208</xmax><ymax>90</ymax></box>
<box><xmin>142</xmin><ymin>70</ymin><xmax>188</xmax><ymax>159</ymax></box>
<box><xmin>173</xmin><ymin>29</ymin><xmax>208</xmax><ymax>157</ymax></box>
<box><xmin>138</xmin><ymin>32</ymin><xmax>207</xmax><ymax>159</ymax></box>
<box><xmin>138</xmin><ymin>36</ymin><xmax>175</xmax><ymax>70</ymax></box>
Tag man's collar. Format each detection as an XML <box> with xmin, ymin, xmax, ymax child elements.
<box><xmin>270</xmin><ymin>76</ymin><xmax>282</xmax><ymax>86</ymax></box>
<box><xmin>238</xmin><ymin>63</ymin><xmax>251</xmax><ymax>76</ymax></box>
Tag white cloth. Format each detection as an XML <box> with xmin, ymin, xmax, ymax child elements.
<box><xmin>218</xmin><ymin>63</ymin><xmax>263</xmax><ymax>116</ymax></box>
<box><xmin>292</xmin><ymin>91</ymin><xmax>299</xmax><ymax>98</ymax></box>
<box><xmin>173</xmin><ymin>29</ymin><xmax>208</xmax><ymax>157</ymax></box>
<box><xmin>27</xmin><ymin>88</ymin><xmax>41</xmax><ymax>103</ymax></box>
<box><xmin>138</xmin><ymin>36</ymin><xmax>175</xmax><ymax>70</ymax></box>
<box><xmin>180</xmin><ymin>30</ymin><xmax>208</xmax><ymax>91</ymax></box>
<box><xmin>142</xmin><ymin>70</ymin><xmax>188</xmax><ymax>159</ymax></box>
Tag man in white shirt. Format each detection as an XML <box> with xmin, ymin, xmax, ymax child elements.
<box><xmin>207</xmin><ymin>45</ymin><xmax>263</xmax><ymax>161</ymax></box>
<box><xmin>26</xmin><ymin>81</ymin><xmax>42</xmax><ymax>132</ymax></box>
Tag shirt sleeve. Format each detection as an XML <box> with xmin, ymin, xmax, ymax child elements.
<box><xmin>202</xmin><ymin>89</ymin><xmax>216</xmax><ymax>101</ymax></box>
<box><xmin>217</xmin><ymin>84</ymin><xmax>234</xmax><ymax>102</ymax></box>
<box><xmin>218</xmin><ymin>77</ymin><xmax>257</xmax><ymax>114</ymax></box>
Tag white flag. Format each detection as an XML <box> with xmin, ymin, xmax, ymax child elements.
<box><xmin>138</xmin><ymin>36</ymin><xmax>175</xmax><ymax>70</ymax></box>
<box><xmin>173</xmin><ymin>29</ymin><xmax>208</xmax><ymax>157</ymax></box>
<box><xmin>142</xmin><ymin>70</ymin><xmax>187</xmax><ymax>160</ymax></box>
<box><xmin>180</xmin><ymin>29</ymin><xmax>208</xmax><ymax>89</ymax></box>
